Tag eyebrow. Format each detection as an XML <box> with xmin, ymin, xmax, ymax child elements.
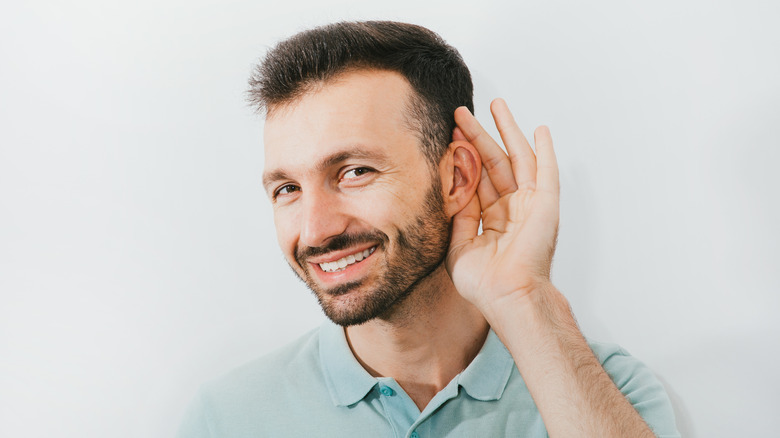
<box><xmin>262</xmin><ymin>146</ymin><xmax>390</xmax><ymax>190</ymax></box>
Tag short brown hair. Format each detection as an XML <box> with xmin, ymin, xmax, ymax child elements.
<box><xmin>247</xmin><ymin>21</ymin><xmax>474</xmax><ymax>165</ymax></box>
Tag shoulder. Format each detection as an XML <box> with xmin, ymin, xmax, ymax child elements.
<box><xmin>177</xmin><ymin>327</ymin><xmax>326</xmax><ymax>438</ymax></box>
<box><xmin>204</xmin><ymin>327</ymin><xmax>322</xmax><ymax>398</ymax></box>
<box><xmin>588</xmin><ymin>340</ymin><xmax>681</xmax><ymax>438</ymax></box>
<box><xmin>588</xmin><ymin>340</ymin><xmax>667</xmax><ymax>400</ymax></box>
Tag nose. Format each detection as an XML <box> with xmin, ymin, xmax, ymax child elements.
<box><xmin>298</xmin><ymin>186</ymin><xmax>350</xmax><ymax>249</ymax></box>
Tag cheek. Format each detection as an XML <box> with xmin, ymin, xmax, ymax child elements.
<box><xmin>345</xmin><ymin>189</ymin><xmax>419</xmax><ymax>230</ymax></box>
<box><xmin>273</xmin><ymin>210</ymin><xmax>299</xmax><ymax>259</ymax></box>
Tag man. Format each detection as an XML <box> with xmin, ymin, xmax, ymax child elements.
<box><xmin>179</xmin><ymin>21</ymin><xmax>679</xmax><ymax>437</ymax></box>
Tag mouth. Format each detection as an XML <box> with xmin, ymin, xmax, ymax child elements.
<box><xmin>317</xmin><ymin>246</ymin><xmax>376</xmax><ymax>273</ymax></box>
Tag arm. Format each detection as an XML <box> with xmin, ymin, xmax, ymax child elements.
<box><xmin>447</xmin><ymin>99</ymin><xmax>656</xmax><ymax>437</ymax></box>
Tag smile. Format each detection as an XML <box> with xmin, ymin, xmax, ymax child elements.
<box><xmin>318</xmin><ymin>247</ymin><xmax>376</xmax><ymax>273</ymax></box>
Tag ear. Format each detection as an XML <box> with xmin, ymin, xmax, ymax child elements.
<box><xmin>438</xmin><ymin>140</ymin><xmax>482</xmax><ymax>218</ymax></box>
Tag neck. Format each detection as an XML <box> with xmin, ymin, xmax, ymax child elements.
<box><xmin>344</xmin><ymin>266</ymin><xmax>489</xmax><ymax>411</ymax></box>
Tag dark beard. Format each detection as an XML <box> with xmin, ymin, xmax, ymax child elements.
<box><xmin>291</xmin><ymin>178</ymin><xmax>451</xmax><ymax>326</ymax></box>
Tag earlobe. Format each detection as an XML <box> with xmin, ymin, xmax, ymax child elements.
<box><xmin>443</xmin><ymin>140</ymin><xmax>481</xmax><ymax>217</ymax></box>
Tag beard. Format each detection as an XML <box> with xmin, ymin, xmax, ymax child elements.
<box><xmin>291</xmin><ymin>177</ymin><xmax>451</xmax><ymax>327</ymax></box>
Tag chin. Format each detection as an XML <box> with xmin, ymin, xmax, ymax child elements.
<box><xmin>315</xmin><ymin>283</ymin><xmax>403</xmax><ymax>327</ymax></box>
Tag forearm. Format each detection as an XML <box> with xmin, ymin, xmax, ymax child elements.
<box><xmin>486</xmin><ymin>283</ymin><xmax>655</xmax><ymax>438</ymax></box>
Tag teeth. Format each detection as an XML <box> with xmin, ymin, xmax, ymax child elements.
<box><xmin>319</xmin><ymin>247</ymin><xmax>375</xmax><ymax>272</ymax></box>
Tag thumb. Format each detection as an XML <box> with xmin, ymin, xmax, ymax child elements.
<box><xmin>449</xmin><ymin>192</ymin><xmax>481</xmax><ymax>255</ymax></box>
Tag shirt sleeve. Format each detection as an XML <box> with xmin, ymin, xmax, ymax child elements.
<box><xmin>591</xmin><ymin>341</ymin><xmax>681</xmax><ymax>438</ymax></box>
<box><xmin>177</xmin><ymin>388</ymin><xmax>214</xmax><ymax>438</ymax></box>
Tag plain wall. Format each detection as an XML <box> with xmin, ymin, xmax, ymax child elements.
<box><xmin>1</xmin><ymin>0</ymin><xmax>778</xmax><ymax>436</ymax></box>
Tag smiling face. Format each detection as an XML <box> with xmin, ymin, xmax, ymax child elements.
<box><xmin>262</xmin><ymin>70</ymin><xmax>451</xmax><ymax>326</ymax></box>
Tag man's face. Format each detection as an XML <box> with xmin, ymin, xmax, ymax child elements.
<box><xmin>262</xmin><ymin>70</ymin><xmax>451</xmax><ymax>326</ymax></box>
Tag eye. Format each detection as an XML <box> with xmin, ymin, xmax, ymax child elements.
<box><xmin>273</xmin><ymin>184</ymin><xmax>300</xmax><ymax>199</ymax></box>
<box><xmin>341</xmin><ymin>167</ymin><xmax>373</xmax><ymax>180</ymax></box>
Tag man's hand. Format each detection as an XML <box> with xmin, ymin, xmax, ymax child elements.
<box><xmin>446</xmin><ymin>98</ymin><xmax>559</xmax><ymax>317</ymax></box>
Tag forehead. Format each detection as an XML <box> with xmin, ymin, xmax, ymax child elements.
<box><xmin>262</xmin><ymin>70</ymin><xmax>421</xmax><ymax>172</ymax></box>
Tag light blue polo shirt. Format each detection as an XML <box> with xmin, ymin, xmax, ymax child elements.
<box><xmin>178</xmin><ymin>321</ymin><xmax>680</xmax><ymax>437</ymax></box>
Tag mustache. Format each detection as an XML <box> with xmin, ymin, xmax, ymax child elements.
<box><xmin>296</xmin><ymin>231</ymin><xmax>388</xmax><ymax>263</ymax></box>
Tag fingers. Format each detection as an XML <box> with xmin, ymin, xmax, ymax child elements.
<box><xmin>477</xmin><ymin>167</ymin><xmax>499</xmax><ymax>210</ymax></box>
<box><xmin>452</xmin><ymin>126</ymin><xmax>468</xmax><ymax>142</ymax></box>
<box><xmin>454</xmin><ymin>101</ymin><xmax>558</xmax><ymax>219</ymax></box>
<box><xmin>449</xmin><ymin>192</ymin><xmax>481</xmax><ymax>251</ymax></box>
<box><xmin>533</xmin><ymin>126</ymin><xmax>559</xmax><ymax>195</ymax></box>
<box><xmin>454</xmin><ymin>106</ymin><xmax>519</xmax><ymax>196</ymax></box>
<box><xmin>490</xmin><ymin>99</ymin><xmax>537</xmax><ymax>191</ymax></box>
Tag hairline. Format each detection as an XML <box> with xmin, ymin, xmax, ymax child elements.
<box><xmin>264</xmin><ymin>66</ymin><xmax>447</xmax><ymax>169</ymax></box>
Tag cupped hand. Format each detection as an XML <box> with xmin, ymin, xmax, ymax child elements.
<box><xmin>446</xmin><ymin>99</ymin><xmax>560</xmax><ymax>315</ymax></box>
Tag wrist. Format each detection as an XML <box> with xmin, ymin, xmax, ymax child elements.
<box><xmin>484</xmin><ymin>282</ymin><xmax>577</xmax><ymax>345</ymax></box>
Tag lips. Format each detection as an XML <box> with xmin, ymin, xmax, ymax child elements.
<box><xmin>318</xmin><ymin>246</ymin><xmax>376</xmax><ymax>272</ymax></box>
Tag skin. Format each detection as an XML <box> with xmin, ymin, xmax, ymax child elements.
<box><xmin>263</xmin><ymin>69</ymin><xmax>655</xmax><ymax>437</ymax></box>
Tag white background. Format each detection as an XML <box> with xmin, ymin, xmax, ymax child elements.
<box><xmin>1</xmin><ymin>0</ymin><xmax>778</xmax><ymax>437</ymax></box>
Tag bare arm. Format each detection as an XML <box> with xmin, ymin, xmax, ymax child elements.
<box><xmin>488</xmin><ymin>283</ymin><xmax>655</xmax><ymax>437</ymax></box>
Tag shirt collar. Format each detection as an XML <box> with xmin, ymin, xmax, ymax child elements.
<box><xmin>319</xmin><ymin>320</ymin><xmax>515</xmax><ymax>406</ymax></box>
<box><xmin>457</xmin><ymin>329</ymin><xmax>515</xmax><ymax>401</ymax></box>
<box><xmin>319</xmin><ymin>320</ymin><xmax>378</xmax><ymax>407</ymax></box>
